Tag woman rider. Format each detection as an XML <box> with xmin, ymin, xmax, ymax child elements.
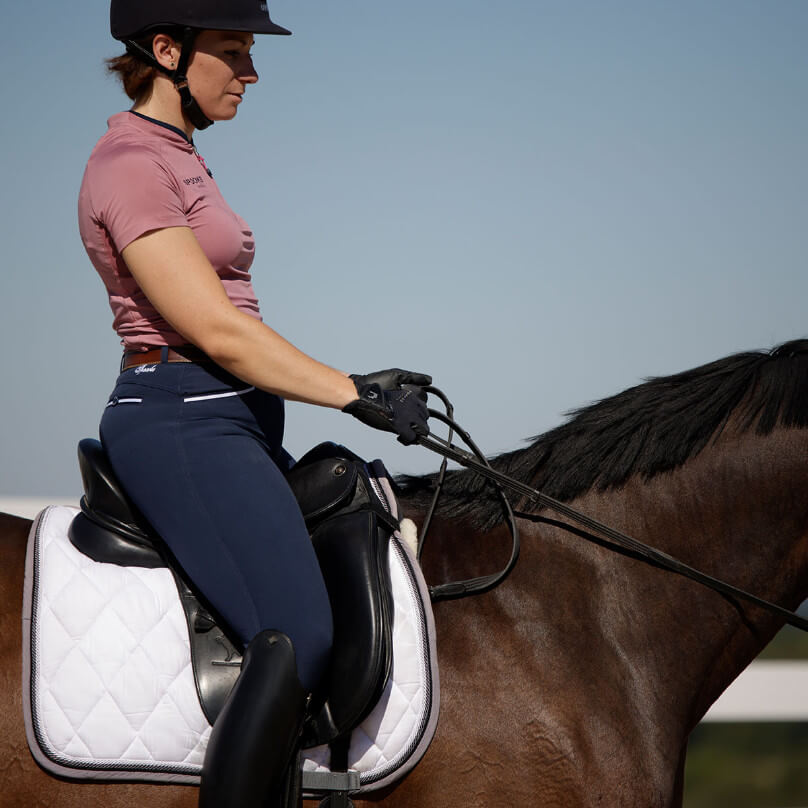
<box><xmin>77</xmin><ymin>2</ymin><xmax>431</xmax><ymax>806</ymax></box>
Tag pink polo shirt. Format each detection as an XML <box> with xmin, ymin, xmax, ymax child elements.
<box><xmin>78</xmin><ymin>111</ymin><xmax>262</xmax><ymax>351</ymax></box>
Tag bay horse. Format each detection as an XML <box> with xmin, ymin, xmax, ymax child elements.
<box><xmin>2</xmin><ymin>339</ymin><xmax>808</xmax><ymax>807</ymax></box>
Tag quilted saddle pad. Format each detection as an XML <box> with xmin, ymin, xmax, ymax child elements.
<box><xmin>22</xmin><ymin>504</ymin><xmax>439</xmax><ymax>792</ymax></box>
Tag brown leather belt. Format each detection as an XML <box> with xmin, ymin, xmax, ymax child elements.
<box><xmin>121</xmin><ymin>345</ymin><xmax>211</xmax><ymax>371</ymax></box>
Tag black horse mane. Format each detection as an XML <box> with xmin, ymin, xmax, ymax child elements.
<box><xmin>398</xmin><ymin>339</ymin><xmax>808</xmax><ymax>529</ymax></box>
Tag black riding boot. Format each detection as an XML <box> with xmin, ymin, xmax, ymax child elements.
<box><xmin>199</xmin><ymin>629</ymin><xmax>309</xmax><ymax>808</ymax></box>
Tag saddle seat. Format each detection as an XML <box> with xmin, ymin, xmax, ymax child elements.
<box><xmin>68</xmin><ymin>438</ymin><xmax>397</xmax><ymax>758</ymax></box>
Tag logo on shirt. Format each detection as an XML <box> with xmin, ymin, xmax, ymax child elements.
<box><xmin>183</xmin><ymin>176</ymin><xmax>205</xmax><ymax>186</ymax></box>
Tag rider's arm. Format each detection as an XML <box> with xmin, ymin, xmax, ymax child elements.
<box><xmin>121</xmin><ymin>225</ymin><xmax>358</xmax><ymax>408</ymax></box>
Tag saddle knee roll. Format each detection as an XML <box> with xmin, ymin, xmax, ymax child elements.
<box><xmin>311</xmin><ymin>508</ymin><xmax>394</xmax><ymax>739</ymax></box>
<box><xmin>286</xmin><ymin>443</ymin><xmax>398</xmax><ymax>745</ymax></box>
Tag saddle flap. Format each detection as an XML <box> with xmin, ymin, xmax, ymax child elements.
<box><xmin>307</xmin><ymin>509</ymin><xmax>394</xmax><ymax>742</ymax></box>
<box><xmin>174</xmin><ymin>574</ymin><xmax>243</xmax><ymax>725</ymax></box>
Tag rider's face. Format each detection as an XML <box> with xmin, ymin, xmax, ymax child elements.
<box><xmin>186</xmin><ymin>30</ymin><xmax>259</xmax><ymax>121</ymax></box>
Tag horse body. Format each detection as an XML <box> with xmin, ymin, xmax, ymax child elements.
<box><xmin>2</xmin><ymin>340</ymin><xmax>808</xmax><ymax>806</ymax></box>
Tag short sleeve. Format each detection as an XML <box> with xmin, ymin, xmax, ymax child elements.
<box><xmin>84</xmin><ymin>144</ymin><xmax>189</xmax><ymax>253</ymax></box>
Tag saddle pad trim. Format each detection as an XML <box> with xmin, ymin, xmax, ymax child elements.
<box><xmin>363</xmin><ymin>474</ymin><xmax>440</xmax><ymax>790</ymax></box>
<box><xmin>300</xmin><ymin>471</ymin><xmax>440</xmax><ymax>790</ymax></box>
<box><xmin>363</xmin><ymin>536</ymin><xmax>440</xmax><ymax>789</ymax></box>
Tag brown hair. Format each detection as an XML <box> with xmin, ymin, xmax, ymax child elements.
<box><xmin>105</xmin><ymin>28</ymin><xmax>184</xmax><ymax>101</ymax></box>
<box><xmin>106</xmin><ymin>51</ymin><xmax>157</xmax><ymax>101</ymax></box>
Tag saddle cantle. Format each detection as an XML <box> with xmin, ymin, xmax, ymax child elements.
<box><xmin>68</xmin><ymin>438</ymin><xmax>398</xmax><ymax>750</ymax></box>
<box><xmin>70</xmin><ymin>438</ymin><xmax>163</xmax><ymax>568</ymax></box>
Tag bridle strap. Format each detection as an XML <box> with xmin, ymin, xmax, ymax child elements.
<box><xmin>420</xmin><ymin>395</ymin><xmax>520</xmax><ymax>602</ymax></box>
<box><xmin>417</xmin><ymin>389</ymin><xmax>808</xmax><ymax>632</ymax></box>
<box><xmin>415</xmin><ymin>388</ymin><xmax>453</xmax><ymax>559</ymax></box>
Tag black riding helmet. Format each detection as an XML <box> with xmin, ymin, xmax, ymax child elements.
<box><xmin>110</xmin><ymin>0</ymin><xmax>291</xmax><ymax>130</ymax></box>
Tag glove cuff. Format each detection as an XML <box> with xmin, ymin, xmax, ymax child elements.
<box><xmin>342</xmin><ymin>386</ymin><xmax>395</xmax><ymax>433</ymax></box>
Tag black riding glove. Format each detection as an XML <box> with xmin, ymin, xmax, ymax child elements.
<box><xmin>343</xmin><ymin>368</ymin><xmax>432</xmax><ymax>445</ymax></box>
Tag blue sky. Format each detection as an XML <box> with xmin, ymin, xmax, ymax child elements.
<box><xmin>1</xmin><ymin>0</ymin><xmax>806</xmax><ymax>496</ymax></box>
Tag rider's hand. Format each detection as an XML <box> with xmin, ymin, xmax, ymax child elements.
<box><xmin>342</xmin><ymin>368</ymin><xmax>431</xmax><ymax>445</ymax></box>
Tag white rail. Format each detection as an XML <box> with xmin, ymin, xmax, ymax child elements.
<box><xmin>0</xmin><ymin>497</ymin><xmax>79</xmax><ymax>519</ymax></box>
<box><xmin>703</xmin><ymin>661</ymin><xmax>808</xmax><ymax>722</ymax></box>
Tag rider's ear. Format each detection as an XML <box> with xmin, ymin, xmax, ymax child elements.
<box><xmin>151</xmin><ymin>33</ymin><xmax>181</xmax><ymax>72</ymax></box>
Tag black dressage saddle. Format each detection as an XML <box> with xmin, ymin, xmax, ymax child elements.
<box><xmin>68</xmin><ymin>438</ymin><xmax>398</xmax><ymax>753</ymax></box>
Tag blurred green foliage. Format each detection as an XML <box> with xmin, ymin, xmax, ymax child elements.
<box><xmin>758</xmin><ymin>625</ymin><xmax>808</xmax><ymax>661</ymax></box>
<box><xmin>684</xmin><ymin>624</ymin><xmax>808</xmax><ymax>806</ymax></box>
<box><xmin>684</xmin><ymin>724</ymin><xmax>808</xmax><ymax>807</ymax></box>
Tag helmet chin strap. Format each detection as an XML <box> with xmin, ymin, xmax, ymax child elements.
<box><xmin>125</xmin><ymin>27</ymin><xmax>214</xmax><ymax>131</ymax></box>
<box><xmin>171</xmin><ymin>28</ymin><xmax>214</xmax><ymax>131</ymax></box>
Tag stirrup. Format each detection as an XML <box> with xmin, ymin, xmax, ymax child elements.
<box><xmin>301</xmin><ymin>770</ymin><xmax>360</xmax><ymax>806</ymax></box>
<box><xmin>317</xmin><ymin>795</ymin><xmax>354</xmax><ymax>808</ymax></box>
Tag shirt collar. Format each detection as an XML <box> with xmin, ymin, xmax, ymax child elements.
<box><xmin>128</xmin><ymin>110</ymin><xmax>195</xmax><ymax>147</ymax></box>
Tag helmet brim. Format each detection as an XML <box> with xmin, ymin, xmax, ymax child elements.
<box><xmin>201</xmin><ymin>16</ymin><xmax>291</xmax><ymax>36</ymax></box>
<box><xmin>111</xmin><ymin>21</ymin><xmax>292</xmax><ymax>39</ymax></box>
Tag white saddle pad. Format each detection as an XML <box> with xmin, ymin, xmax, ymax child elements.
<box><xmin>23</xmin><ymin>504</ymin><xmax>439</xmax><ymax>792</ymax></box>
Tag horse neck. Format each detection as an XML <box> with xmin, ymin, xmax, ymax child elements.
<box><xmin>568</xmin><ymin>425</ymin><xmax>808</xmax><ymax>725</ymax></box>
<box><xmin>655</xmin><ymin>425</ymin><xmax>808</xmax><ymax>718</ymax></box>
<box><xmin>403</xmin><ymin>424</ymin><xmax>808</xmax><ymax>732</ymax></box>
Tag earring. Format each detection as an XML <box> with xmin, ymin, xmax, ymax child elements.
<box><xmin>170</xmin><ymin>61</ymin><xmax>176</xmax><ymax>68</ymax></box>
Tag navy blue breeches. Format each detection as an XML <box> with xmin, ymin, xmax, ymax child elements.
<box><xmin>99</xmin><ymin>359</ymin><xmax>333</xmax><ymax>693</ymax></box>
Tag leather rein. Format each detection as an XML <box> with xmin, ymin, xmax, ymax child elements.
<box><xmin>415</xmin><ymin>387</ymin><xmax>808</xmax><ymax>632</ymax></box>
